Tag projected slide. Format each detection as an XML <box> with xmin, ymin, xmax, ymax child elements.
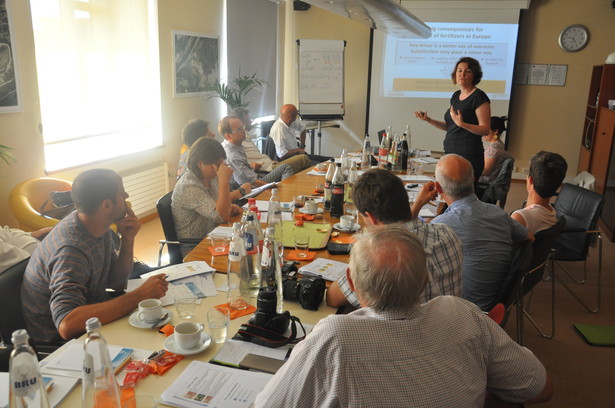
<box><xmin>382</xmin><ymin>23</ymin><xmax>519</xmax><ymax>100</ymax></box>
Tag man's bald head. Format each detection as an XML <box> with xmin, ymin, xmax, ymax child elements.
<box><xmin>280</xmin><ymin>104</ymin><xmax>298</xmax><ymax>125</ymax></box>
<box><xmin>435</xmin><ymin>154</ymin><xmax>475</xmax><ymax>201</ymax></box>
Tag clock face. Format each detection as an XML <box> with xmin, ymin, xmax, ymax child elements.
<box><xmin>558</xmin><ymin>24</ymin><xmax>590</xmax><ymax>52</ymax></box>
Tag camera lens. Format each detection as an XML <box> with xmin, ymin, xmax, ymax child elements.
<box><xmin>256</xmin><ymin>286</ymin><xmax>277</xmax><ymax>314</ymax></box>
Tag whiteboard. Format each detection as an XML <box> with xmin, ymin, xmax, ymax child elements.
<box><xmin>298</xmin><ymin>39</ymin><xmax>345</xmax><ymax>118</ymax></box>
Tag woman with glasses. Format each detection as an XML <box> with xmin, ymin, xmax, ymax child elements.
<box><xmin>172</xmin><ymin>137</ymin><xmax>250</xmax><ymax>255</ymax></box>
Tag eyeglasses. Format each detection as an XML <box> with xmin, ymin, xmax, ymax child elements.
<box><xmin>231</xmin><ymin>125</ymin><xmax>245</xmax><ymax>134</ymax></box>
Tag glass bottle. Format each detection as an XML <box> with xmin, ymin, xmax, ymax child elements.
<box><xmin>340</xmin><ymin>147</ymin><xmax>350</xmax><ymax>179</ymax></box>
<box><xmin>388</xmin><ymin>132</ymin><xmax>399</xmax><ymax>172</ymax></box>
<box><xmin>401</xmin><ymin>125</ymin><xmax>410</xmax><ymax>172</ymax></box>
<box><xmin>82</xmin><ymin>318</ymin><xmax>121</xmax><ymax>408</ymax></box>
<box><xmin>260</xmin><ymin>227</ymin><xmax>284</xmax><ymax>314</ymax></box>
<box><xmin>378</xmin><ymin>131</ymin><xmax>390</xmax><ymax>169</ymax></box>
<box><xmin>323</xmin><ymin>159</ymin><xmax>335</xmax><ymax>211</ymax></box>
<box><xmin>330</xmin><ymin>163</ymin><xmax>345</xmax><ymax>218</ymax></box>
<box><xmin>9</xmin><ymin>330</ymin><xmax>51</xmax><ymax>408</ymax></box>
<box><xmin>361</xmin><ymin>133</ymin><xmax>371</xmax><ymax>169</ymax></box>
<box><xmin>242</xmin><ymin>214</ymin><xmax>262</xmax><ymax>298</ymax></box>
<box><xmin>267</xmin><ymin>188</ymin><xmax>284</xmax><ymax>259</ymax></box>
<box><xmin>227</xmin><ymin>222</ymin><xmax>250</xmax><ymax>309</ymax></box>
<box><xmin>347</xmin><ymin>161</ymin><xmax>358</xmax><ymax>202</ymax></box>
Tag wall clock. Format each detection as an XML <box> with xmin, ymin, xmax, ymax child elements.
<box><xmin>558</xmin><ymin>24</ymin><xmax>590</xmax><ymax>52</ymax></box>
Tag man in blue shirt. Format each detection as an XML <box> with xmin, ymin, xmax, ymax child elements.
<box><xmin>421</xmin><ymin>154</ymin><xmax>531</xmax><ymax>311</ymax></box>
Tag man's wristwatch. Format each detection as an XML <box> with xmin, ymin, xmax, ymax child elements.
<box><xmin>239</xmin><ymin>187</ymin><xmax>246</xmax><ymax>196</ymax></box>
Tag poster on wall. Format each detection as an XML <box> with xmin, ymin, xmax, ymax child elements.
<box><xmin>0</xmin><ymin>0</ymin><xmax>22</xmax><ymax>113</ymax></box>
<box><xmin>173</xmin><ymin>30</ymin><xmax>219</xmax><ymax>97</ymax></box>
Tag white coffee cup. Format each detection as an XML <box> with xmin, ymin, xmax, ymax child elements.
<box><xmin>305</xmin><ymin>200</ymin><xmax>318</xmax><ymax>213</ymax></box>
<box><xmin>316</xmin><ymin>162</ymin><xmax>327</xmax><ymax>171</ymax></box>
<box><xmin>340</xmin><ymin>215</ymin><xmax>355</xmax><ymax>230</ymax></box>
<box><xmin>174</xmin><ymin>322</ymin><xmax>204</xmax><ymax>349</ymax></box>
<box><xmin>137</xmin><ymin>299</ymin><xmax>162</xmax><ymax>322</ymax></box>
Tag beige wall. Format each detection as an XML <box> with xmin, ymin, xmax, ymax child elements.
<box><xmin>0</xmin><ymin>0</ymin><xmax>224</xmax><ymax>227</ymax></box>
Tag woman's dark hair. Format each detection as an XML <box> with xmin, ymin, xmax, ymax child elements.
<box><xmin>451</xmin><ymin>57</ymin><xmax>483</xmax><ymax>85</ymax></box>
<box><xmin>187</xmin><ymin>137</ymin><xmax>226</xmax><ymax>178</ymax></box>
<box><xmin>490</xmin><ymin>116</ymin><xmax>507</xmax><ymax>136</ymax></box>
<box><xmin>182</xmin><ymin>119</ymin><xmax>210</xmax><ymax>147</ymax></box>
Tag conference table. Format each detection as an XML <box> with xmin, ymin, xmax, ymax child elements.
<box><xmin>45</xmin><ymin>166</ymin><xmax>358</xmax><ymax>407</ymax></box>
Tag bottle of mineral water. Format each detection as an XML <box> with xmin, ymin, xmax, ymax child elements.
<box><xmin>243</xmin><ymin>213</ymin><xmax>262</xmax><ymax>298</ymax></box>
<box><xmin>361</xmin><ymin>133</ymin><xmax>371</xmax><ymax>169</ymax></box>
<box><xmin>82</xmin><ymin>318</ymin><xmax>121</xmax><ymax>408</ymax></box>
<box><xmin>260</xmin><ymin>227</ymin><xmax>284</xmax><ymax>314</ymax></box>
<box><xmin>9</xmin><ymin>330</ymin><xmax>51</xmax><ymax>408</ymax></box>
<box><xmin>227</xmin><ymin>222</ymin><xmax>250</xmax><ymax>309</ymax></box>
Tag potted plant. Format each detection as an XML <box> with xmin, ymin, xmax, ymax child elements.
<box><xmin>204</xmin><ymin>71</ymin><xmax>268</xmax><ymax>113</ymax></box>
<box><xmin>0</xmin><ymin>144</ymin><xmax>16</xmax><ymax>165</ymax></box>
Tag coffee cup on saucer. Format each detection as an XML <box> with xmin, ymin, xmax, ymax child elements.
<box><xmin>137</xmin><ymin>299</ymin><xmax>162</xmax><ymax>323</ymax></box>
<box><xmin>316</xmin><ymin>162</ymin><xmax>327</xmax><ymax>171</ymax></box>
<box><xmin>305</xmin><ymin>200</ymin><xmax>318</xmax><ymax>214</ymax></box>
<box><xmin>340</xmin><ymin>215</ymin><xmax>355</xmax><ymax>230</ymax></box>
<box><xmin>174</xmin><ymin>322</ymin><xmax>205</xmax><ymax>349</ymax></box>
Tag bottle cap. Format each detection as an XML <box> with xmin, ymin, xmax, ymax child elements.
<box><xmin>248</xmin><ymin>198</ymin><xmax>256</xmax><ymax>205</ymax></box>
<box><xmin>86</xmin><ymin>317</ymin><xmax>101</xmax><ymax>331</ymax></box>
<box><xmin>11</xmin><ymin>329</ymin><xmax>28</xmax><ymax>345</ymax></box>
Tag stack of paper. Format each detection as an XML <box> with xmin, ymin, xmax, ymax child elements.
<box><xmin>298</xmin><ymin>258</ymin><xmax>348</xmax><ymax>281</ymax></box>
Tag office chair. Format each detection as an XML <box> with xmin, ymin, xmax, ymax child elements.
<box><xmin>9</xmin><ymin>177</ymin><xmax>72</xmax><ymax>231</ymax></box>
<box><xmin>552</xmin><ymin>183</ymin><xmax>605</xmax><ymax>313</ymax></box>
<box><xmin>261</xmin><ymin>137</ymin><xmax>281</xmax><ymax>162</ymax></box>
<box><xmin>155</xmin><ymin>191</ymin><xmax>202</xmax><ymax>266</ymax></box>
<box><xmin>0</xmin><ymin>258</ymin><xmax>61</xmax><ymax>370</ymax></box>
<box><xmin>479</xmin><ymin>157</ymin><xmax>515</xmax><ymax>209</ymax></box>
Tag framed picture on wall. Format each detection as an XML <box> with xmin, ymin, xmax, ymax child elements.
<box><xmin>0</xmin><ymin>0</ymin><xmax>23</xmax><ymax>113</ymax></box>
<box><xmin>172</xmin><ymin>30</ymin><xmax>219</xmax><ymax>97</ymax></box>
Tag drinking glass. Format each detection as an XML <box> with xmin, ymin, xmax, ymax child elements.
<box><xmin>345</xmin><ymin>202</ymin><xmax>359</xmax><ymax>225</ymax></box>
<box><xmin>294</xmin><ymin>232</ymin><xmax>310</xmax><ymax>258</ymax></box>
<box><xmin>175</xmin><ymin>296</ymin><xmax>197</xmax><ymax>319</ymax></box>
<box><xmin>207</xmin><ymin>308</ymin><xmax>230</xmax><ymax>344</ymax></box>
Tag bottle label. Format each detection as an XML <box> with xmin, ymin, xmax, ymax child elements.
<box><xmin>83</xmin><ymin>353</ymin><xmax>94</xmax><ymax>384</ymax></box>
<box><xmin>244</xmin><ymin>232</ymin><xmax>257</xmax><ymax>255</ymax></box>
<box><xmin>228</xmin><ymin>239</ymin><xmax>245</xmax><ymax>261</ymax></box>
<box><xmin>261</xmin><ymin>246</ymin><xmax>271</xmax><ymax>267</ymax></box>
<box><xmin>332</xmin><ymin>186</ymin><xmax>344</xmax><ymax>195</ymax></box>
<box><xmin>11</xmin><ymin>361</ymin><xmax>39</xmax><ymax>397</ymax></box>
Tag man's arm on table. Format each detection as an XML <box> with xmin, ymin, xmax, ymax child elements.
<box><xmin>325</xmin><ymin>280</ymin><xmax>350</xmax><ymax>308</ymax></box>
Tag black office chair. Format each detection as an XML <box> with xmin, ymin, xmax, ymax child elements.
<box><xmin>156</xmin><ymin>191</ymin><xmax>202</xmax><ymax>266</ymax></box>
<box><xmin>261</xmin><ymin>136</ymin><xmax>281</xmax><ymax>162</ymax></box>
<box><xmin>0</xmin><ymin>258</ymin><xmax>60</xmax><ymax>371</ymax></box>
<box><xmin>515</xmin><ymin>218</ymin><xmax>566</xmax><ymax>344</ymax></box>
<box><xmin>479</xmin><ymin>157</ymin><xmax>515</xmax><ymax>209</ymax></box>
<box><xmin>552</xmin><ymin>183</ymin><xmax>605</xmax><ymax>313</ymax></box>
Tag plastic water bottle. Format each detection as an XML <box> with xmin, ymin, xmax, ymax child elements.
<box><xmin>82</xmin><ymin>318</ymin><xmax>121</xmax><ymax>408</ymax></box>
<box><xmin>9</xmin><ymin>330</ymin><xmax>51</xmax><ymax>408</ymax></box>
<box><xmin>243</xmin><ymin>213</ymin><xmax>262</xmax><ymax>297</ymax></box>
<box><xmin>227</xmin><ymin>222</ymin><xmax>250</xmax><ymax>309</ymax></box>
<box><xmin>267</xmin><ymin>188</ymin><xmax>284</xmax><ymax>259</ymax></box>
<box><xmin>260</xmin><ymin>227</ymin><xmax>284</xmax><ymax>314</ymax></box>
<box><xmin>361</xmin><ymin>133</ymin><xmax>371</xmax><ymax>169</ymax></box>
<box><xmin>330</xmin><ymin>163</ymin><xmax>345</xmax><ymax>218</ymax></box>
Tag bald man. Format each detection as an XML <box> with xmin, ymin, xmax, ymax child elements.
<box><xmin>269</xmin><ymin>104</ymin><xmax>309</xmax><ymax>161</ymax></box>
<box><xmin>415</xmin><ymin>154</ymin><xmax>531</xmax><ymax>311</ymax></box>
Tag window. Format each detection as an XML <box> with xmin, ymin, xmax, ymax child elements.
<box><xmin>30</xmin><ymin>0</ymin><xmax>162</xmax><ymax>172</ymax></box>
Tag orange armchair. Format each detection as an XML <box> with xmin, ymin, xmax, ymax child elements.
<box><xmin>9</xmin><ymin>177</ymin><xmax>72</xmax><ymax>232</ymax></box>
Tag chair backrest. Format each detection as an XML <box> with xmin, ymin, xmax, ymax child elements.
<box><xmin>0</xmin><ymin>258</ymin><xmax>29</xmax><ymax>346</ymax></box>
<box><xmin>262</xmin><ymin>136</ymin><xmax>281</xmax><ymax>162</ymax></box>
<box><xmin>481</xmin><ymin>157</ymin><xmax>515</xmax><ymax>208</ymax></box>
<box><xmin>522</xmin><ymin>217</ymin><xmax>567</xmax><ymax>294</ymax></box>
<box><xmin>260</xmin><ymin>120</ymin><xmax>276</xmax><ymax>139</ymax></box>
<box><xmin>156</xmin><ymin>191</ymin><xmax>183</xmax><ymax>265</ymax></box>
<box><xmin>9</xmin><ymin>177</ymin><xmax>72</xmax><ymax>231</ymax></box>
<box><xmin>497</xmin><ymin>239</ymin><xmax>533</xmax><ymax>310</ymax></box>
<box><xmin>572</xmin><ymin>171</ymin><xmax>596</xmax><ymax>191</ymax></box>
<box><xmin>553</xmin><ymin>183</ymin><xmax>605</xmax><ymax>261</ymax></box>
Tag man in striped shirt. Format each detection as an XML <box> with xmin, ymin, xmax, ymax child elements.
<box><xmin>326</xmin><ymin>168</ymin><xmax>463</xmax><ymax>308</ymax></box>
<box><xmin>256</xmin><ymin>225</ymin><xmax>552</xmax><ymax>407</ymax></box>
<box><xmin>21</xmin><ymin>169</ymin><xmax>168</xmax><ymax>344</ymax></box>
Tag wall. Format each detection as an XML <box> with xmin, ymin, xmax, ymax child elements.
<box><xmin>0</xmin><ymin>0</ymin><xmax>223</xmax><ymax>227</ymax></box>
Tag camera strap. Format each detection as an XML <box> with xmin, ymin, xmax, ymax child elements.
<box><xmin>238</xmin><ymin>314</ymin><xmax>305</xmax><ymax>348</ymax></box>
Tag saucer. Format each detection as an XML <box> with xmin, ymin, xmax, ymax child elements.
<box><xmin>128</xmin><ymin>308</ymin><xmax>173</xmax><ymax>329</ymax></box>
<box><xmin>299</xmin><ymin>207</ymin><xmax>324</xmax><ymax>215</ymax></box>
<box><xmin>333</xmin><ymin>222</ymin><xmax>361</xmax><ymax>232</ymax></box>
<box><xmin>163</xmin><ymin>333</ymin><xmax>212</xmax><ymax>356</ymax></box>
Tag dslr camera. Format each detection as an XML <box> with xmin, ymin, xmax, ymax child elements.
<box><xmin>282</xmin><ymin>274</ymin><xmax>326</xmax><ymax>311</ymax></box>
<box><xmin>249</xmin><ymin>286</ymin><xmax>290</xmax><ymax>335</ymax></box>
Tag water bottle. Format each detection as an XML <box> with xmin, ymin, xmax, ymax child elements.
<box><xmin>227</xmin><ymin>222</ymin><xmax>250</xmax><ymax>309</ymax></box>
<box><xmin>378</xmin><ymin>131</ymin><xmax>389</xmax><ymax>169</ymax></box>
<box><xmin>388</xmin><ymin>132</ymin><xmax>399</xmax><ymax>172</ymax></box>
<box><xmin>323</xmin><ymin>159</ymin><xmax>335</xmax><ymax>211</ymax></box>
<box><xmin>361</xmin><ymin>133</ymin><xmax>371</xmax><ymax>169</ymax></box>
<box><xmin>340</xmin><ymin>148</ymin><xmax>350</xmax><ymax>179</ymax></box>
<box><xmin>267</xmin><ymin>188</ymin><xmax>284</xmax><ymax>258</ymax></box>
<box><xmin>347</xmin><ymin>161</ymin><xmax>358</xmax><ymax>202</ymax></box>
<box><xmin>330</xmin><ymin>163</ymin><xmax>345</xmax><ymax>218</ymax></box>
<box><xmin>260</xmin><ymin>227</ymin><xmax>284</xmax><ymax>314</ymax></box>
<box><xmin>9</xmin><ymin>330</ymin><xmax>51</xmax><ymax>408</ymax></box>
<box><xmin>243</xmin><ymin>213</ymin><xmax>262</xmax><ymax>298</ymax></box>
<box><xmin>82</xmin><ymin>318</ymin><xmax>121</xmax><ymax>408</ymax></box>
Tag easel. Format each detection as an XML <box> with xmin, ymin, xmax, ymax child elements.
<box><xmin>303</xmin><ymin>117</ymin><xmax>343</xmax><ymax>155</ymax></box>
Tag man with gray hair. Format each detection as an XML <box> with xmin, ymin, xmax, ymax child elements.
<box><xmin>417</xmin><ymin>154</ymin><xmax>531</xmax><ymax>311</ymax></box>
<box><xmin>255</xmin><ymin>224</ymin><xmax>552</xmax><ymax>407</ymax></box>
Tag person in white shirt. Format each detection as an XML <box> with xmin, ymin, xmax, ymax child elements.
<box><xmin>0</xmin><ymin>226</ymin><xmax>51</xmax><ymax>273</ymax></box>
<box><xmin>234</xmin><ymin>107</ymin><xmax>310</xmax><ymax>174</ymax></box>
<box><xmin>268</xmin><ymin>104</ymin><xmax>310</xmax><ymax>161</ymax></box>
<box><xmin>255</xmin><ymin>224</ymin><xmax>552</xmax><ymax>408</ymax></box>
<box><xmin>512</xmin><ymin>151</ymin><xmax>567</xmax><ymax>234</ymax></box>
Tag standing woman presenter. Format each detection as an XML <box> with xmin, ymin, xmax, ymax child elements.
<box><xmin>415</xmin><ymin>57</ymin><xmax>491</xmax><ymax>180</ymax></box>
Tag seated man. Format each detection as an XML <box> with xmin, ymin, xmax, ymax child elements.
<box><xmin>326</xmin><ymin>168</ymin><xmax>462</xmax><ymax>308</ymax></box>
<box><xmin>21</xmin><ymin>169</ymin><xmax>169</xmax><ymax>344</ymax></box>
<box><xmin>512</xmin><ymin>150</ymin><xmax>567</xmax><ymax>233</ymax></box>
<box><xmin>426</xmin><ymin>154</ymin><xmax>531</xmax><ymax>311</ymax></box>
<box><xmin>1</xmin><ymin>226</ymin><xmax>51</xmax><ymax>273</ymax></box>
<box><xmin>220</xmin><ymin>115</ymin><xmax>294</xmax><ymax>187</ymax></box>
<box><xmin>177</xmin><ymin>118</ymin><xmax>215</xmax><ymax>179</ymax></box>
<box><xmin>234</xmin><ymin>107</ymin><xmax>310</xmax><ymax>174</ymax></box>
<box><xmin>255</xmin><ymin>225</ymin><xmax>552</xmax><ymax>407</ymax></box>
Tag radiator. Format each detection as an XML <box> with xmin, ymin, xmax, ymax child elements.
<box><xmin>120</xmin><ymin>163</ymin><xmax>169</xmax><ymax>218</ymax></box>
